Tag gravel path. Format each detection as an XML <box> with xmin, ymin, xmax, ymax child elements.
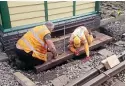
<box><xmin>100</xmin><ymin>1</ymin><xmax>125</xmax><ymax>19</ymax></box>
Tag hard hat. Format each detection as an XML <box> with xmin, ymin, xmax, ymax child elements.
<box><xmin>73</xmin><ymin>36</ymin><xmax>81</xmax><ymax>48</ymax></box>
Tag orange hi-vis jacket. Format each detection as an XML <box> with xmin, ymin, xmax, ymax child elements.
<box><xmin>16</xmin><ymin>25</ymin><xmax>51</xmax><ymax>61</ymax></box>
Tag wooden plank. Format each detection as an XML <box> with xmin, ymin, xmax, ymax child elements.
<box><xmin>8</xmin><ymin>2</ymin><xmax>44</xmax><ymax>7</ymax></box>
<box><xmin>11</xmin><ymin>17</ymin><xmax>45</xmax><ymax>27</ymax></box>
<box><xmin>48</xmin><ymin>2</ymin><xmax>72</xmax><ymax>9</ymax></box>
<box><xmin>76</xmin><ymin>1</ymin><xmax>94</xmax><ymax>5</ymax></box>
<box><xmin>48</xmin><ymin>7</ymin><xmax>72</xmax><ymax>15</ymax></box>
<box><xmin>9</xmin><ymin>4</ymin><xmax>44</xmax><ymax>15</ymax></box>
<box><xmin>10</xmin><ymin>11</ymin><xmax>45</xmax><ymax>21</ymax></box>
<box><xmin>52</xmin><ymin>34</ymin><xmax>70</xmax><ymax>43</ymax></box>
<box><xmin>35</xmin><ymin>31</ymin><xmax>113</xmax><ymax>73</ymax></box>
<box><xmin>48</xmin><ymin>12</ymin><xmax>72</xmax><ymax>20</ymax></box>
<box><xmin>76</xmin><ymin>8</ymin><xmax>95</xmax><ymax>15</ymax></box>
<box><xmin>14</xmin><ymin>72</ymin><xmax>36</xmax><ymax>86</ymax></box>
<box><xmin>76</xmin><ymin>2</ymin><xmax>95</xmax><ymax>10</ymax></box>
<box><xmin>48</xmin><ymin>1</ymin><xmax>65</xmax><ymax>4</ymax></box>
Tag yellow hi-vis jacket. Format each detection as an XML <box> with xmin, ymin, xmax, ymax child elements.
<box><xmin>16</xmin><ymin>25</ymin><xmax>51</xmax><ymax>61</ymax></box>
<box><xmin>69</xmin><ymin>26</ymin><xmax>94</xmax><ymax>57</ymax></box>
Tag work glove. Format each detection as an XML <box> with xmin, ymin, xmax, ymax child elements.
<box><xmin>52</xmin><ymin>51</ymin><xmax>58</xmax><ymax>59</ymax></box>
<box><xmin>74</xmin><ymin>50</ymin><xmax>80</xmax><ymax>56</ymax></box>
<box><xmin>82</xmin><ymin>56</ymin><xmax>90</xmax><ymax>63</ymax></box>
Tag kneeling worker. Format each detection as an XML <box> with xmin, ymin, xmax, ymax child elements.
<box><xmin>68</xmin><ymin>26</ymin><xmax>94</xmax><ymax>61</ymax></box>
<box><xmin>15</xmin><ymin>21</ymin><xmax>57</xmax><ymax>70</ymax></box>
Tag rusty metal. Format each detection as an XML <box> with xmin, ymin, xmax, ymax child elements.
<box><xmin>94</xmin><ymin>67</ymin><xmax>110</xmax><ymax>77</ymax></box>
<box><xmin>63</xmin><ymin>22</ymin><xmax>66</xmax><ymax>53</ymax></box>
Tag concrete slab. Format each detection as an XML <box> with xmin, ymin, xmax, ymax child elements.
<box><xmin>51</xmin><ymin>77</ymin><xmax>63</xmax><ymax>86</ymax></box>
<box><xmin>112</xmin><ymin>80</ymin><xmax>125</xmax><ymax>86</ymax></box>
<box><xmin>107</xmin><ymin>55</ymin><xmax>120</xmax><ymax>68</ymax></box>
<box><xmin>14</xmin><ymin>72</ymin><xmax>36</xmax><ymax>86</ymax></box>
<box><xmin>101</xmin><ymin>59</ymin><xmax>110</xmax><ymax>69</ymax></box>
<box><xmin>114</xmin><ymin>41</ymin><xmax>125</xmax><ymax>46</ymax></box>
<box><xmin>58</xmin><ymin>75</ymin><xmax>69</xmax><ymax>85</ymax></box>
<box><xmin>0</xmin><ymin>52</ymin><xmax>8</xmax><ymax>62</ymax></box>
<box><xmin>101</xmin><ymin>55</ymin><xmax>120</xmax><ymax>69</ymax></box>
<box><xmin>98</xmin><ymin>49</ymin><xmax>114</xmax><ymax>58</ymax></box>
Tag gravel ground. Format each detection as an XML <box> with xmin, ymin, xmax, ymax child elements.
<box><xmin>100</xmin><ymin>1</ymin><xmax>125</xmax><ymax>19</ymax></box>
<box><xmin>21</xmin><ymin>18</ymin><xmax>125</xmax><ymax>86</ymax></box>
<box><xmin>101</xmin><ymin>19</ymin><xmax>125</xmax><ymax>41</ymax></box>
<box><xmin>0</xmin><ymin>19</ymin><xmax>125</xmax><ymax>85</ymax></box>
<box><xmin>0</xmin><ymin>2</ymin><xmax>125</xmax><ymax>86</ymax></box>
<box><xmin>0</xmin><ymin>62</ymin><xmax>21</xmax><ymax>86</ymax></box>
<box><xmin>19</xmin><ymin>52</ymin><xmax>104</xmax><ymax>86</ymax></box>
<box><xmin>17</xmin><ymin>41</ymin><xmax>125</xmax><ymax>86</ymax></box>
<box><xmin>99</xmin><ymin>70</ymin><xmax>125</xmax><ymax>86</ymax></box>
<box><xmin>0</xmin><ymin>40</ymin><xmax>124</xmax><ymax>86</ymax></box>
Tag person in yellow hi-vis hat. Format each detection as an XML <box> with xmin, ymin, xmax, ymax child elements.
<box><xmin>15</xmin><ymin>21</ymin><xmax>58</xmax><ymax>70</ymax></box>
<box><xmin>68</xmin><ymin>26</ymin><xmax>94</xmax><ymax>61</ymax></box>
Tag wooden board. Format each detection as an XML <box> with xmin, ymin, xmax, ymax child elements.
<box><xmin>35</xmin><ymin>31</ymin><xmax>113</xmax><ymax>73</ymax></box>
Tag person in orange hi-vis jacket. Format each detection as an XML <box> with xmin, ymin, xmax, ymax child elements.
<box><xmin>15</xmin><ymin>21</ymin><xmax>58</xmax><ymax>70</ymax></box>
<box><xmin>68</xmin><ymin>26</ymin><xmax>94</xmax><ymax>61</ymax></box>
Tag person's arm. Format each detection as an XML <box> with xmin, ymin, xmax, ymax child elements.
<box><xmin>44</xmin><ymin>34</ymin><xmax>57</xmax><ymax>58</ymax></box>
<box><xmin>69</xmin><ymin>34</ymin><xmax>77</xmax><ymax>53</ymax></box>
<box><xmin>81</xmin><ymin>36</ymin><xmax>90</xmax><ymax>57</ymax></box>
<box><xmin>88</xmin><ymin>29</ymin><xmax>96</xmax><ymax>38</ymax></box>
<box><xmin>68</xmin><ymin>41</ymin><xmax>76</xmax><ymax>53</ymax></box>
<box><xmin>85</xmin><ymin>30</ymin><xmax>94</xmax><ymax>45</ymax></box>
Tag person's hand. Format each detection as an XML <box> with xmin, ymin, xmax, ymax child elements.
<box><xmin>74</xmin><ymin>50</ymin><xmax>80</xmax><ymax>56</ymax></box>
<box><xmin>52</xmin><ymin>51</ymin><xmax>58</xmax><ymax>59</ymax></box>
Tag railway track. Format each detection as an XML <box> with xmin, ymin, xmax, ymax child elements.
<box><xmin>0</xmin><ymin>12</ymin><xmax>124</xmax><ymax>86</ymax></box>
<box><xmin>12</xmin><ymin>39</ymin><xmax>125</xmax><ymax>86</ymax></box>
<box><xmin>65</xmin><ymin>50</ymin><xmax>125</xmax><ymax>86</ymax></box>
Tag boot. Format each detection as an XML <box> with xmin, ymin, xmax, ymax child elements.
<box><xmin>15</xmin><ymin>58</ymin><xmax>26</xmax><ymax>70</ymax></box>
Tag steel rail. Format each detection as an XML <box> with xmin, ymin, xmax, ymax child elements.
<box><xmin>65</xmin><ymin>51</ymin><xmax>125</xmax><ymax>86</ymax></box>
<box><xmin>83</xmin><ymin>61</ymin><xmax>125</xmax><ymax>86</ymax></box>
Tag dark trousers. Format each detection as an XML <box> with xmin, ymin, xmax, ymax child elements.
<box><xmin>15</xmin><ymin>48</ymin><xmax>44</xmax><ymax>70</ymax></box>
